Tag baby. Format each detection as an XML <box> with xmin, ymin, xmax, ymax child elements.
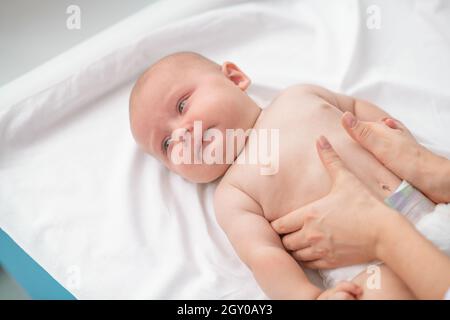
<box><xmin>129</xmin><ymin>52</ymin><xmax>435</xmax><ymax>299</ymax></box>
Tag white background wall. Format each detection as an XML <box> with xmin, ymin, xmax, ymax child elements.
<box><xmin>0</xmin><ymin>0</ymin><xmax>157</xmax><ymax>86</ymax></box>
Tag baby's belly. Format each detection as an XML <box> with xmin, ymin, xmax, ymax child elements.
<box><xmin>243</xmin><ymin>107</ymin><xmax>402</xmax><ymax>221</ymax></box>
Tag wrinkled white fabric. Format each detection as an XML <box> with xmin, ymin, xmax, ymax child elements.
<box><xmin>1</xmin><ymin>0</ymin><xmax>450</xmax><ymax>299</ymax></box>
<box><xmin>416</xmin><ymin>203</ymin><xmax>450</xmax><ymax>257</ymax></box>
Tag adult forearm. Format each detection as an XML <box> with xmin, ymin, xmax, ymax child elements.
<box><xmin>416</xmin><ymin>147</ymin><xmax>450</xmax><ymax>203</ymax></box>
<box><xmin>376</xmin><ymin>211</ymin><xmax>450</xmax><ymax>299</ymax></box>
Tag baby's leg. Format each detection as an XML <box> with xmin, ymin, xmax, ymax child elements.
<box><xmin>351</xmin><ymin>264</ymin><xmax>415</xmax><ymax>299</ymax></box>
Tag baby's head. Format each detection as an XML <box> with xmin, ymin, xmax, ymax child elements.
<box><xmin>129</xmin><ymin>52</ymin><xmax>261</xmax><ymax>183</ymax></box>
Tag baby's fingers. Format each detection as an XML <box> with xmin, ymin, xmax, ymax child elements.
<box><xmin>328</xmin><ymin>292</ymin><xmax>356</xmax><ymax>300</ymax></box>
<box><xmin>335</xmin><ymin>281</ymin><xmax>363</xmax><ymax>298</ymax></box>
<box><xmin>317</xmin><ymin>288</ymin><xmax>357</xmax><ymax>300</ymax></box>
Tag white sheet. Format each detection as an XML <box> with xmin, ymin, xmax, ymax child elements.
<box><xmin>1</xmin><ymin>0</ymin><xmax>450</xmax><ymax>299</ymax></box>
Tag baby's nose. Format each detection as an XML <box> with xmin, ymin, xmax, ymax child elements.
<box><xmin>171</xmin><ymin>126</ymin><xmax>191</xmax><ymax>142</ymax></box>
<box><xmin>184</xmin><ymin>124</ymin><xmax>194</xmax><ymax>134</ymax></box>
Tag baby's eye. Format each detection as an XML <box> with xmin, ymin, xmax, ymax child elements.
<box><xmin>162</xmin><ymin>137</ymin><xmax>172</xmax><ymax>152</ymax></box>
<box><xmin>177</xmin><ymin>99</ymin><xmax>187</xmax><ymax>114</ymax></box>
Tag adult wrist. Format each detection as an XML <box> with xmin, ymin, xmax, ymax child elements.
<box><xmin>417</xmin><ymin>147</ymin><xmax>450</xmax><ymax>203</ymax></box>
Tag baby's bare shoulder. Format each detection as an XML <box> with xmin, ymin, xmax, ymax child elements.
<box><xmin>277</xmin><ymin>84</ymin><xmax>328</xmax><ymax>99</ymax></box>
<box><xmin>267</xmin><ymin>84</ymin><xmax>331</xmax><ymax>111</ymax></box>
<box><xmin>263</xmin><ymin>84</ymin><xmax>334</xmax><ymax>118</ymax></box>
<box><xmin>214</xmin><ymin>175</ymin><xmax>264</xmax><ymax>224</ymax></box>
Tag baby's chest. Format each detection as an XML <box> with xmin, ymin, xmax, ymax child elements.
<box><xmin>229</xmin><ymin>141</ymin><xmax>332</xmax><ymax>221</ymax></box>
<box><xmin>259</xmin><ymin>161</ymin><xmax>331</xmax><ymax>221</ymax></box>
<box><xmin>229</xmin><ymin>98</ymin><xmax>349</xmax><ymax>220</ymax></box>
<box><xmin>239</xmin><ymin>104</ymin><xmax>346</xmax><ymax>220</ymax></box>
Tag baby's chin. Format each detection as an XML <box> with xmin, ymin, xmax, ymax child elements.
<box><xmin>175</xmin><ymin>164</ymin><xmax>231</xmax><ymax>184</ymax></box>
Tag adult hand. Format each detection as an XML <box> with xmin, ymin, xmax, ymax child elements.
<box><xmin>271</xmin><ymin>136</ymin><xmax>398</xmax><ymax>269</ymax></box>
<box><xmin>341</xmin><ymin>112</ymin><xmax>450</xmax><ymax>203</ymax></box>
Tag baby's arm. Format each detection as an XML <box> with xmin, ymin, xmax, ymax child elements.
<box><xmin>214</xmin><ymin>182</ymin><xmax>322</xmax><ymax>299</ymax></box>
<box><xmin>215</xmin><ymin>182</ymin><xmax>361</xmax><ymax>299</ymax></box>
<box><xmin>295</xmin><ymin>84</ymin><xmax>391</xmax><ymax>121</ymax></box>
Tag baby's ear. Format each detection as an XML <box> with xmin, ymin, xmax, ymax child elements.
<box><xmin>221</xmin><ymin>62</ymin><xmax>251</xmax><ymax>91</ymax></box>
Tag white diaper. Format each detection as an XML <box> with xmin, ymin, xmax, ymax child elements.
<box><xmin>318</xmin><ymin>180</ymin><xmax>450</xmax><ymax>288</ymax></box>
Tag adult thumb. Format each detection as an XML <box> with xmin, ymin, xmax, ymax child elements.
<box><xmin>341</xmin><ymin>112</ymin><xmax>379</xmax><ymax>152</ymax></box>
<box><xmin>316</xmin><ymin>136</ymin><xmax>347</xmax><ymax>182</ymax></box>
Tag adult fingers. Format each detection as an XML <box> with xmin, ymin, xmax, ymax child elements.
<box><xmin>381</xmin><ymin>117</ymin><xmax>408</xmax><ymax>132</ymax></box>
<box><xmin>316</xmin><ymin>136</ymin><xmax>348</xmax><ymax>182</ymax></box>
<box><xmin>271</xmin><ymin>205</ymin><xmax>312</xmax><ymax>235</ymax></box>
<box><xmin>272</xmin><ymin>137</ymin><xmax>348</xmax><ymax>235</ymax></box>
<box><xmin>280</xmin><ymin>229</ymin><xmax>310</xmax><ymax>251</ymax></box>
<box><xmin>341</xmin><ymin>112</ymin><xmax>387</xmax><ymax>154</ymax></box>
<box><xmin>302</xmin><ymin>259</ymin><xmax>331</xmax><ymax>270</ymax></box>
<box><xmin>382</xmin><ymin>117</ymin><xmax>399</xmax><ymax>129</ymax></box>
<box><xmin>292</xmin><ymin>247</ymin><xmax>328</xmax><ymax>262</ymax></box>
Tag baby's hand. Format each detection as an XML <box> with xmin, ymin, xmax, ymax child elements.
<box><xmin>317</xmin><ymin>281</ymin><xmax>363</xmax><ymax>300</ymax></box>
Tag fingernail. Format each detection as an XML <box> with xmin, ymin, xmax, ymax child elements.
<box><xmin>270</xmin><ymin>220</ymin><xmax>277</xmax><ymax>228</ymax></box>
<box><xmin>343</xmin><ymin>112</ymin><xmax>356</xmax><ymax>128</ymax></box>
<box><xmin>383</xmin><ymin>118</ymin><xmax>398</xmax><ymax>129</ymax></box>
<box><xmin>318</xmin><ymin>136</ymin><xmax>331</xmax><ymax>149</ymax></box>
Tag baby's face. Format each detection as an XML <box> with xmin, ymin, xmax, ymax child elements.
<box><xmin>130</xmin><ymin>54</ymin><xmax>261</xmax><ymax>183</ymax></box>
